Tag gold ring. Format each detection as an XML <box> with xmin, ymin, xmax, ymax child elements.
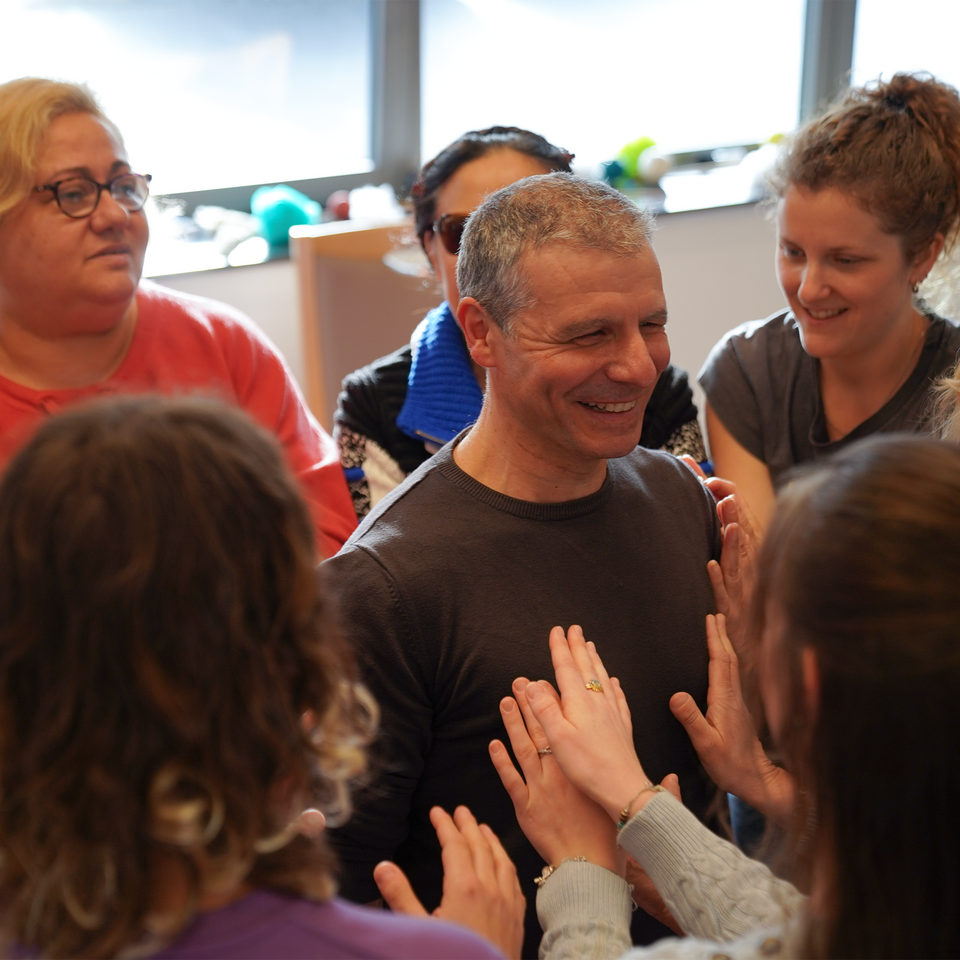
<box><xmin>585</xmin><ymin>679</ymin><xmax>604</xmax><ymax>693</ymax></box>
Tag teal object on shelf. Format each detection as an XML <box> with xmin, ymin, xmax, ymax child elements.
<box><xmin>250</xmin><ymin>184</ymin><xmax>321</xmax><ymax>247</ymax></box>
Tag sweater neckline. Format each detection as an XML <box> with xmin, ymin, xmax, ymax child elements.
<box><xmin>435</xmin><ymin>433</ymin><xmax>611</xmax><ymax>521</ymax></box>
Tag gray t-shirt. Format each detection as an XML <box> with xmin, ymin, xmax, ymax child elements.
<box><xmin>698</xmin><ymin>309</ymin><xmax>960</xmax><ymax>486</ymax></box>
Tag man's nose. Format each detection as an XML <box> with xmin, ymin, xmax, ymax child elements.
<box><xmin>609</xmin><ymin>330</ymin><xmax>661</xmax><ymax>384</ymax></box>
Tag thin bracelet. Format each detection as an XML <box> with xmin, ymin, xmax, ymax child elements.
<box><xmin>617</xmin><ymin>783</ymin><xmax>665</xmax><ymax>830</ymax></box>
<box><xmin>533</xmin><ymin>855</ymin><xmax>587</xmax><ymax>886</ymax></box>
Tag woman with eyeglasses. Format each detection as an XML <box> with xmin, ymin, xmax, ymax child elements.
<box><xmin>334</xmin><ymin>127</ymin><xmax>707</xmax><ymax>519</ymax></box>
<box><xmin>0</xmin><ymin>77</ymin><xmax>355</xmax><ymax>558</ymax></box>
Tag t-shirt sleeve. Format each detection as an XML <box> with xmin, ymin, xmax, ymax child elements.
<box><xmin>212</xmin><ymin>312</ymin><xmax>357</xmax><ymax>559</ymax></box>
<box><xmin>322</xmin><ymin>546</ymin><xmax>434</xmax><ymax>904</ymax></box>
<box><xmin>698</xmin><ymin>326</ymin><xmax>768</xmax><ymax>461</ymax></box>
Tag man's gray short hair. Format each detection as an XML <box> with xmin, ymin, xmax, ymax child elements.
<box><xmin>456</xmin><ymin>173</ymin><xmax>655</xmax><ymax>331</ymax></box>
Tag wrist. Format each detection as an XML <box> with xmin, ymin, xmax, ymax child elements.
<box><xmin>607</xmin><ymin>777</ymin><xmax>661</xmax><ymax>827</ymax></box>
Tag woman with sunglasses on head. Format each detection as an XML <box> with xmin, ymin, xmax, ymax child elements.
<box><xmin>0</xmin><ymin>394</ymin><xmax>521</xmax><ymax>959</ymax></box>
<box><xmin>492</xmin><ymin>434</ymin><xmax>960</xmax><ymax>959</ymax></box>
<box><xmin>0</xmin><ymin>77</ymin><xmax>355</xmax><ymax>558</ymax></box>
<box><xmin>335</xmin><ymin>127</ymin><xmax>707</xmax><ymax>519</ymax></box>
<box><xmin>699</xmin><ymin>73</ymin><xmax>960</xmax><ymax>532</ymax></box>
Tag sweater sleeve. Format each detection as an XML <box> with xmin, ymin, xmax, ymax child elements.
<box><xmin>619</xmin><ymin>793</ymin><xmax>805</xmax><ymax>942</ymax></box>
<box><xmin>321</xmin><ymin>545</ymin><xmax>435</xmax><ymax>904</ymax></box>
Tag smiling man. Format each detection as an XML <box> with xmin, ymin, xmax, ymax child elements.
<box><xmin>324</xmin><ymin>174</ymin><xmax>721</xmax><ymax>957</ymax></box>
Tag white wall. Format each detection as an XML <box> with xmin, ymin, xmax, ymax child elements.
<box><xmin>652</xmin><ymin>202</ymin><xmax>785</xmax><ymax>430</ymax></box>
<box><xmin>153</xmin><ymin>202</ymin><xmax>786</xmax><ymax>442</ymax></box>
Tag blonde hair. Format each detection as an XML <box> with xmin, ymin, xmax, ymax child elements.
<box><xmin>0</xmin><ymin>77</ymin><xmax>120</xmax><ymax>223</ymax></box>
<box><xmin>934</xmin><ymin>357</ymin><xmax>960</xmax><ymax>442</ymax></box>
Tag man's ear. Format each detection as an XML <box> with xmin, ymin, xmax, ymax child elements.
<box><xmin>456</xmin><ymin>297</ymin><xmax>499</xmax><ymax>368</ymax></box>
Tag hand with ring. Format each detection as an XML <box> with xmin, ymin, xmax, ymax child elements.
<box><xmin>489</xmin><ymin>677</ymin><xmax>621</xmax><ymax>874</ymax></box>
<box><xmin>519</xmin><ymin>625</ymin><xmax>670</xmax><ymax>825</ymax></box>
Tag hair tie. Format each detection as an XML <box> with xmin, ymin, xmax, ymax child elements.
<box><xmin>884</xmin><ymin>91</ymin><xmax>909</xmax><ymax>112</ymax></box>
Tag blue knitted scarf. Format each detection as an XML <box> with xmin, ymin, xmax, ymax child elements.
<box><xmin>396</xmin><ymin>301</ymin><xmax>484</xmax><ymax>445</ymax></box>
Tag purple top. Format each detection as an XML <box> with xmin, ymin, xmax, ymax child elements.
<box><xmin>148</xmin><ymin>889</ymin><xmax>503</xmax><ymax>959</ymax></box>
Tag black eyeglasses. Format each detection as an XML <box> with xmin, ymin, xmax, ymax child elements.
<box><xmin>432</xmin><ymin>212</ymin><xmax>469</xmax><ymax>255</ymax></box>
<box><xmin>34</xmin><ymin>172</ymin><xmax>152</xmax><ymax>219</ymax></box>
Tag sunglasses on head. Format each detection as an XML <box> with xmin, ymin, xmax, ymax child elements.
<box><xmin>432</xmin><ymin>213</ymin><xmax>469</xmax><ymax>255</ymax></box>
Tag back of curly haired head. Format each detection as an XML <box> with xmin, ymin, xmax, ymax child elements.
<box><xmin>770</xmin><ymin>72</ymin><xmax>960</xmax><ymax>260</ymax></box>
<box><xmin>0</xmin><ymin>396</ymin><xmax>375</xmax><ymax>959</ymax></box>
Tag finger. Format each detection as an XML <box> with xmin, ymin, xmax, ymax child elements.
<box><xmin>610</xmin><ymin>676</ymin><xmax>633</xmax><ymax>732</ymax></box>
<box><xmin>489</xmin><ymin>738</ymin><xmax>530</xmax><ymax>808</ymax></box>
<box><xmin>707</xmin><ymin>559</ymin><xmax>731</xmax><ymax>618</ymax></box>
<box><xmin>669</xmin><ymin>690</ymin><xmax>719</xmax><ymax>760</ymax></box>
<box><xmin>585</xmin><ymin>640</ymin><xmax>613</xmax><ymax>689</ymax></box>
<box><xmin>565</xmin><ymin>624</ymin><xmax>597</xmax><ymax>681</ymax></box>
<box><xmin>452</xmin><ymin>806</ymin><xmax>497</xmax><ymax>883</ymax></box>
<box><xmin>479</xmin><ymin>821</ymin><xmax>522</xmax><ymax>895</ymax></box>
<box><xmin>660</xmin><ymin>773</ymin><xmax>682</xmax><ymax>803</ymax></box>
<box><xmin>499</xmin><ymin>698</ymin><xmax>545</xmax><ymax>779</ymax></box>
<box><xmin>294</xmin><ymin>808</ymin><xmax>326</xmax><ymax>839</ymax></box>
<box><xmin>374</xmin><ymin>861</ymin><xmax>429</xmax><ymax>916</ymax></box>
<box><xmin>720</xmin><ymin>523</ymin><xmax>740</xmax><ymax>581</ymax></box>
<box><xmin>716</xmin><ymin>493</ymin><xmax>739</xmax><ymax>531</ymax></box>
<box><xmin>548</xmin><ymin>625</ymin><xmax>592</xmax><ymax>698</ymax></box>
<box><xmin>679</xmin><ymin>454</ymin><xmax>707</xmax><ymax>480</ymax></box>
<box><xmin>704</xmin><ymin>615</ymin><xmax>740</xmax><ymax>706</ymax></box>
<box><xmin>704</xmin><ymin>476</ymin><xmax>736</xmax><ymax>502</ymax></box>
<box><xmin>524</xmin><ymin>679</ymin><xmax>570</xmax><ymax>744</ymax></box>
<box><xmin>512</xmin><ymin>677</ymin><xmax>550</xmax><ymax>750</ymax></box>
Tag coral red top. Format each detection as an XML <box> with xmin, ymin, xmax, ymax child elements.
<box><xmin>0</xmin><ymin>281</ymin><xmax>356</xmax><ymax>558</ymax></box>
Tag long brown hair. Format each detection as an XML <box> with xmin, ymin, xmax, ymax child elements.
<box><xmin>756</xmin><ymin>436</ymin><xmax>960</xmax><ymax>958</ymax></box>
<box><xmin>0</xmin><ymin>396</ymin><xmax>375</xmax><ymax>958</ymax></box>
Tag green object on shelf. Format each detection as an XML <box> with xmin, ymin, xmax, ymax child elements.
<box><xmin>617</xmin><ymin>136</ymin><xmax>657</xmax><ymax>181</ymax></box>
<box><xmin>250</xmin><ymin>184</ymin><xmax>321</xmax><ymax>247</ymax></box>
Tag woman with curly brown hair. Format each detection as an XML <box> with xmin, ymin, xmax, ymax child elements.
<box><xmin>0</xmin><ymin>396</ymin><xmax>519</xmax><ymax>959</ymax></box>
<box><xmin>700</xmin><ymin>73</ymin><xmax>960</xmax><ymax>530</ymax></box>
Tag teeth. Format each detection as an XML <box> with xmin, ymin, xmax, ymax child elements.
<box><xmin>807</xmin><ymin>308</ymin><xmax>844</xmax><ymax>319</ymax></box>
<box><xmin>583</xmin><ymin>401</ymin><xmax>637</xmax><ymax>412</ymax></box>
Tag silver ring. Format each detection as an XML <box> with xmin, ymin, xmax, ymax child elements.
<box><xmin>537</xmin><ymin>747</ymin><xmax>553</xmax><ymax>758</ymax></box>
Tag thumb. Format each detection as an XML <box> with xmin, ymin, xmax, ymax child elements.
<box><xmin>374</xmin><ymin>861</ymin><xmax>429</xmax><ymax>917</ymax></box>
<box><xmin>669</xmin><ymin>691</ymin><xmax>716</xmax><ymax>757</ymax></box>
<box><xmin>660</xmin><ymin>773</ymin><xmax>682</xmax><ymax>804</ymax></box>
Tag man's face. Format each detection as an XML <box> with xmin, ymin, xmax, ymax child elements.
<box><xmin>486</xmin><ymin>242</ymin><xmax>669</xmax><ymax>473</ymax></box>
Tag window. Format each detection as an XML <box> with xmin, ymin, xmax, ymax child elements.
<box><xmin>3</xmin><ymin>0</ymin><xmax>374</xmax><ymax>198</ymax></box>
<box><xmin>852</xmin><ymin>0</ymin><xmax>960</xmax><ymax>90</ymax></box>
<box><xmin>421</xmin><ymin>0</ymin><xmax>806</xmax><ymax>171</ymax></box>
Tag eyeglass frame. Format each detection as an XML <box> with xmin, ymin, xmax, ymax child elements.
<box><xmin>33</xmin><ymin>172</ymin><xmax>153</xmax><ymax>219</ymax></box>
<box><xmin>431</xmin><ymin>212</ymin><xmax>470</xmax><ymax>256</ymax></box>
